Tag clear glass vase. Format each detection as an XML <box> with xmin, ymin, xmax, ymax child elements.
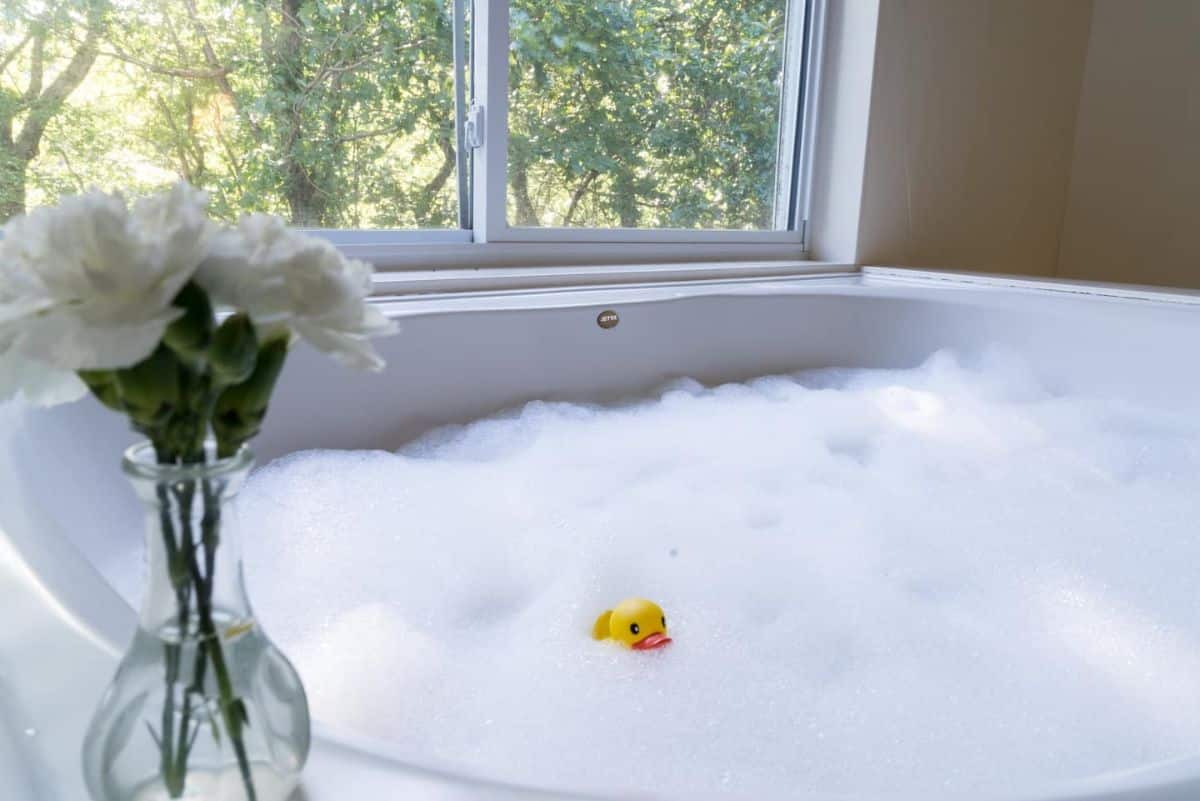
<box><xmin>83</xmin><ymin>443</ymin><xmax>310</xmax><ymax>801</ymax></box>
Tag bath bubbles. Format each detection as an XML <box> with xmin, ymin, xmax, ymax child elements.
<box><xmin>234</xmin><ymin>349</ymin><xmax>1200</xmax><ymax>798</ymax></box>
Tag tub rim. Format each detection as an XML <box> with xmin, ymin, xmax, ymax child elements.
<box><xmin>9</xmin><ymin>266</ymin><xmax>1200</xmax><ymax>801</ymax></box>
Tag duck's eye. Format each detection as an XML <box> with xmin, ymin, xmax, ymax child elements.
<box><xmin>630</xmin><ymin>623</ymin><xmax>640</xmax><ymax>635</ymax></box>
<box><xmin>662</xmin><ymin>616</ymin><xmax>666</xmax><ymax>627</ymax></box>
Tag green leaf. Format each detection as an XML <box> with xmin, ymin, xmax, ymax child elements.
<box><xmin>164</xmin><ymin>283</ymin><xmax>215</xmax><ymax>364</ymax></box>
<box><xmin>212</xmin><ymin>338</ymin><xmax>289</xmax><ymax>457</ymax></box>
<box><xmin>209</xmin><ymin>315</ymin><xmax>258</xmax><ymax>386</ymax></box>
<box><xmin>77</xmin><ymin>370</ymin><xmax>122</xmax><ymax>411</ymax></box>
<box><xmin>115</xmin><ymin>346</ymin><xmax>182</xmax><ymax>430</ymax></box>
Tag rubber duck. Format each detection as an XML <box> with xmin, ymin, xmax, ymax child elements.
<box><xmin>592</xmin><ymin>598</ymin><xmax>672</xmax><ymax>650</ymax></box>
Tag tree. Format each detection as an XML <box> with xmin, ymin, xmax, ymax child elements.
<box><xmin>1</xmin><ymin>0</ymin><xmax>788</xmax><ymax>230</ymax></box>
<box><xmin>93</xmin><ymin>0</ymin><xmax>457</xmax><ymax>228</ymax></box>
<box><xmin>508</xmin><ymin>0</ymin><xmax>786</xmax><ymax>229</ymax></box>
<box><xmin>0</xmin><ymin>0</ymin><xmax>107</xmax><ymax>219</ymax></box>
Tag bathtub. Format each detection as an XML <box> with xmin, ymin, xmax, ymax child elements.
<box><xmin>3</xmin><ymin>265</ymin><xmax>1200</xmax><ymax>801</ymax></box>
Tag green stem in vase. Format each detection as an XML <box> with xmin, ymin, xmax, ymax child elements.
<box><xmin>115</xmin><ymin>308</ymin><xmax>276</xmax><ymax>800</ymax></box>
<box><xmin>152</xmin><ymin>436</ymin><xmax>257</xmax><ymax>799</ymax></box>
<box><xmin>154</xmin><ymin>482</ymin><xmax>192</xmax><ymax>798</ymax></box>
<box><xmin>173</xmin><ymin>490</ymin><xmax>214</xmax><ymax>788</ymax></box>
<box><xmin>168</xmin><ymin>454</ymin><xmax>256</xmax><ymax>801</ymax></box>
<box><xmin>185</xmin><ymin>486</ymin><xmax>257</xmax><ymax>801</ymax></box>
<box><xmin>169</xmin><ymin>479</ymin><xmax>200</xmax><ymax>795</ymax></box>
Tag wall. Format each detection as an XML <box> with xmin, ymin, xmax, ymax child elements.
<box><xmin>855</xmin><ymin>0</ymin><xmax>1094</xmax><ymax>276</ymax></box>
<box><xmin>1056</xmin><ymin>0</ymin><xmax>1200</xmax><ymax>288</ymax></box>
<box><xmin>807</xmin><ymin>0</ymin><xmax>881</xmax><ymax>263</ymax></box>
<box><xmin>854</xmin><ymin>0</ymin><xmax>1200</xmax><ymax>289</ymax></box>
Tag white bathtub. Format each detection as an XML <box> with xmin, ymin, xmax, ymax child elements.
<box><xmin>4</xmin><ymin>266</ymin><xmax>1200</xmax><ymax>801</ymax></box>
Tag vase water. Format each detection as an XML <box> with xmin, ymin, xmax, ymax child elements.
<box><xmin>83</xmin><ymin>443</ymin><xmax>309</xmax><ymax>801</ymax></box>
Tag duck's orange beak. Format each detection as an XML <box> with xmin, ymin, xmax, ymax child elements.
<box><xmin>632</xmin><ymin>632</ymin><xmax>672</xmax><ymax>650</ymax></box>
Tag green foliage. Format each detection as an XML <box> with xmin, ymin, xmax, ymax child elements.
<box><xmin>508</xmin><ymin>0</ymin><xmax>786</xmax><ymax>229</ymax></box>
<box><xmin>1</xmin><ymin>0</ymin><xmax>787</xmax><ymax>230</ymax></box>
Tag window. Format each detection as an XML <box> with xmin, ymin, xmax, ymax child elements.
<box><xmin>1</xmin><ymin>0</ymin><xmax>460</xmax><ymax>230</ymax></box>
<box><xmin>508</xmin><ymin>0</ymin><xmax>791</xmax><ymax>231</ymax></box>
<box><xmin>1</xmin><ymin>0</ymin><xmax>819</xmax><ymax>250</ymax></box>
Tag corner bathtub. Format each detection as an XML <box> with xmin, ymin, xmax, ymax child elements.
<box><xmin>4</xmin><ymin>266</ymin><xmax>1200</xmax><ymax>801</ymax></box>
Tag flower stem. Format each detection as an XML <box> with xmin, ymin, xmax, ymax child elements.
<box><xmin>170</xmin><ymin>481</ymin><xmax>199</xmax><ymax>796</ymax></box>
<box><xmin>143</xmin><ymin>361</ymin><xmax>258</xmax><ymax>800</ymax></box>
<box><xmin>155</xmin><ymin>483</ymin><xmax>191</xmax><ymax>798</ymax></box>
<box><xmin>184</xmin><ymin>478</ymin><xmax>257</xmax><ymax>801</ymax></box>
<box><xmin>154</xmin><ymin>466</ymin><xmax>256</xmax><ymax>801</ymax></box>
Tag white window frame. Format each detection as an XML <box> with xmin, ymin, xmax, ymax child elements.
<box><xmin>312</xmin><ymin>0</ymin><xmax>825</xmax><ymax>272</ymax></box>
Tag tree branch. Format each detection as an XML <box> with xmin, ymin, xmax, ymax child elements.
<box><xmin>413</xmin><ymin>133</ymin><xmax>455</xmax><ymax>221</ymax></box>
<box><xmin>0</xmin><ymin>30</ymin><xmax>35</xmax><ymax>78</ymax></box>
<box><xmin>563</xmin><ymin>169</ymin><xmax>599</xmax><ymax>226</ymax></box>
<box><xmin>180</xmin><ymin>0</ymin><xmax>261</xmax><ymax>137</ymax></box>
<box><xmin>97</xmin><ymin>45</ymin><xmax>230</xmax><ymax>80</ymax></box>
<box><xmin>15</xmin><ymin>5</ymin><xmax>105</xmax><ymax>161</ymax></box>
<box><xmin>155</xmin><ymin>95</ymin><xmax>195</xmax><ymax>181</ymax></box>
<box><xmin>22</xmin><ymin>31</ymin><xmax>45</xmax><ymax>104</ymax></box>
<box><xmin>300</xmin><ymin>37</ymin><xmax>432</xmax><ymax>97</ymax></box>
<box><xmin>50</xmin><ymin>141</ymin><xmax>87</xmax><ymax>193</ymax></box>
<box><xmin>331</xmin><ymin>123</ymin><xmax>408</xmax><ymax>145</ymax></box>
<box><xmin>213</xmin><ymin>115</ymin><xmax>244</xmax><ymax>184</ymax></box>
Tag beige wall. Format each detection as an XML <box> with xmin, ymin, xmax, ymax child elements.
<box><xmin>856</xmin><ymin>0</ymin><xmax>1200</xmax><ymax>289</ymax></box>
<box><xmin>857</xmin><ymin>0</ymin><xmax>1094</xmax><ymax>275</ymax></box>
<box><xmin>1057</xmin><ymin>0</ymin><xmax>1200</xmax><ymax>288</ymax></box>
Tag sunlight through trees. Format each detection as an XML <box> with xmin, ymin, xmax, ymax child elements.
<box><xmin>1</xmin><ymin>0</ymin><xmax>786</xmax><ymax>229</ymax></box>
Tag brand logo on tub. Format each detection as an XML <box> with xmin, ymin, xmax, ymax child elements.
<box><xmin>597</xmin><ymin>310</ymin><xmax>619</xmax><ymax>329</ymax></box>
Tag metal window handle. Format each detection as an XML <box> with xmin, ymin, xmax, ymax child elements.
<box><xmin>465</xmin><ymin>103</ymin><xmax>485</xmax><ymax>149</ymax></box>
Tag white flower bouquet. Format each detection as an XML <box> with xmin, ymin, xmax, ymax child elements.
<box><xmin>1</xmin><ymin>182</ymin><xmax>393</xmax><ymax>430</ymax></box>
<box><xmin>0</xmin><ymin>183</ymin><xmax>395</xmax><ymax>801</ymax></box>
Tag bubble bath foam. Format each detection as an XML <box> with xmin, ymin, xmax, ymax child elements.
<box><xmin>102</xmin><ymin>350</ymin><xmax>1200</xmax><ymax>798</ymax></box>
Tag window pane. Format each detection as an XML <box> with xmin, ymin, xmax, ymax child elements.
<box><xmin>507</xmin><ymin>0</ymin><xmax>791</xmax><ymax>230</ymax></box>
<box><xmin>1</xmin><ymin>0</ymin><xmax>460</xmax><ymax>228</ymax></box>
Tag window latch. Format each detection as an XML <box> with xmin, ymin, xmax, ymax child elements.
<box><xmin>465</xmin><ymin>103</ymin><xmax>485</xmax><ymax>149</ymax></box>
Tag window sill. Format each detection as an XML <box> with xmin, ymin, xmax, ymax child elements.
<box><xmin>346</xmin><ymin>238</ymin><xmax>809</xmax><ymax>273</ymax></box>
<box><xmin>372</xmin><ymin>259</ymin><xmax>853</xmax><ymax>297</ymax></box>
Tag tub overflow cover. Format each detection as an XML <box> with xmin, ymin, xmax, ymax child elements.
<box><xmin>597</xmin><ymin>310</ymin><xmax>619</xmax><ymax>330</ymax></box>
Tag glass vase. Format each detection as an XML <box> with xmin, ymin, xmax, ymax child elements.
<box><xmin>83</xmin><ymin>443</ymin><xmax>310</xmax><ymax>801</ymax></box>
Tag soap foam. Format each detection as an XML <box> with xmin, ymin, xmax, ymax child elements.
<box><xmin>232</xmin><ymin>350</ymin><xmax>1200</xmax><ymax>797</ymax></box>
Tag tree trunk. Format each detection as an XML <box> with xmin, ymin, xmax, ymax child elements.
<box><xmin>413</xmin><ymin>133</ymin><xmax>455</xmax><ymax>224</ymax></box>
<box><xmin>0</xmin><ymin>151</ymin><xmax>26</xmax><ymax>222</ymax></box>
<box><xmin>0</xmin><ymin>101</ymin><xmax>25</xmax><ymax>221</ymax></box>
<box><xmin>275</xmin><ymin>0</ymin><xmax>327</xmax><ymax>227</ymax></box>
<box><xmin>612</xmin><ymin>169</ymin><xmax>639</xmax><ymax>228</ymax></box>
<box><xmin>0</xmin><ymin>2</ymin><xmax>105</xmax><ymax>221</ymax></box>
<box><xmin>510</xmin><ymin>162</ymin><xmax>539</xmax><ymax>227</ymax></box>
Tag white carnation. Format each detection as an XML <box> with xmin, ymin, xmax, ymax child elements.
<box><xmin>0</xmin><ymin>331</ymin><xmax>87</xmax><ymax>406</ymax></box>
<box><xmin>198</xmin><ymin>214</ymin><xmax>396</xmax><ymax>371</ymax></box>
<box><xmin>0</xmin><ymin>183</ymin><xmax>211</xmax><ymax>404</ymax></box>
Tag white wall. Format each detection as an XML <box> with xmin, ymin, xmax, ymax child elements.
<box><xmin>807</xmin><ymin>0</ymin><xmax>881</xmax><ymax>263</ymax></box>
<box><xmin>1056</xmin><ymin>0</ymin><xmax>1200</xmax><ymax>288</ymax></box>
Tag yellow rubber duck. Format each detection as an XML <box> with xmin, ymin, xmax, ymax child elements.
<box><xmin>592</xmin><ymin>598</ymin><xmax>672</xmax><ymax>650</ymax></box>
